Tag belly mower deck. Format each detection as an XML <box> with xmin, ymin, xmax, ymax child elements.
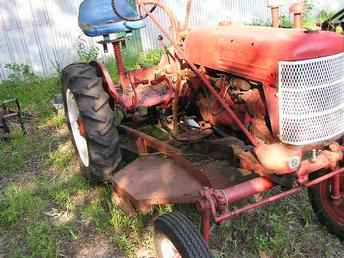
<box><xmin>112</xmin><ymin>156</ymin><xmax>203</xmax><ymax>212</ymax></box>
<box><xmin>111</xmin><ymin>125</ymin><xmax>246</xmax><ymax>216</ymax></box>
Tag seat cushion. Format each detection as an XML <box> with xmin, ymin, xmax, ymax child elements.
<box><xmin>79</xmin><ymin>0</ymin><xmax>145</xmax><ymax>37</ymax></box>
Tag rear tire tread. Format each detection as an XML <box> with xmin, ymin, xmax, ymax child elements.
<box><xmin>62</xmin><ymin>63</ymin><xmax>121</xmax><ymax>182</ymax></box>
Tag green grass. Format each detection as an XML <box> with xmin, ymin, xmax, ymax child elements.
<box><xmin>0</xmin><ymin>184</ymin><xmax>46</xmax><ymax>227</ymax></box>
<box><xmin>48</xmin><ymin>174</ymin><xmax>90</xmax><ymax>211</ymax></box>
<box><xmin>0</xmin><ymin>51</ymin><xmax>164</xmax><ymax>257</ymax></box>
<box><xmin>0</xmin><ymin>133</ymin><xmax>30</xmax><ymax>174</ymax></box>
<box><xmin>2</xmin><ymin>51</ymin><xmax>344</xmax><ymax>258</ymax></box>
<box><xmin>26</xmin><ymin>220</ymin><xmax>58</xmax><ymax>258</ymax></box>
<box><xmin>0</xmin><ymin>77</ymin><xmax>60</xmax><ymax>120</ymax></box>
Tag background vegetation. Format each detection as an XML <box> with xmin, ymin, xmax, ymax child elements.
<box><xmin>1</xmin><ymin>4</ymin><xmax>343</xmax><ymax>257</ymax></box>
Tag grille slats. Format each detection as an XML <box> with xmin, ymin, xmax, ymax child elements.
<box><xmin>279</xmin><ymin>52</ymin><xmax>344</xmax><ymax>145</ymax></box>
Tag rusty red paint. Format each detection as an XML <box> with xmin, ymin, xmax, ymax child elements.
<box><xmin>332</xmin><ymin>174</ymin><xmax>342</xmax><ymax>200</ymax></box>
<box><xmin>289</xmin><ymin>2</ymin><xmax>304</xmax><ymax>29</ymax></box>
<box><xmin>262</xmin><ymin>85</ymin><xmax>279</xmax><ymax>137</ymax></box>
<box><xmin>93</xmin><ymin>53</ymin><xmax>174</xmax><ymax>110</ymax></box>
<box><xmin>317</xmin><ymin>174</ymin><xmax>344</xmax><ymax>224</ymax></box>
<box><xmin>112</xmin><ymin>155</ymin><xmax>204</xmax><ymax>213</ymax></box>
<box><xmin>77</xmin><ymin>118</ymin><xmax>86</xmax><ymax>138</ymax></box>
<box><xmin>219</xmin><ymin>177</ymin><xmax>274</xmax><ymax>205</ymax></box>
<box><xmin>270</xmin><ymin>6</ymin><xmax>280</xmax><ymax>28</ymax></box>
<box><xmin>297</xmin><ymin>150</ymin><xmax>343</xmax><ymax>183</ymax></box>
<box><xmin>212</xmin><ymin>167</ymin><xmax>344</xmax><ymax>224</ymax></box>
<box><xmin>201</xmin><ymin>209</ymin><xmax>211</xmax><ymax>243</ymax></box>
<box><xmin>255</xmin><ymin>143</ymin><xmax>303</xmax><ymax>174</ymax></box>
<box><xmin>215</xmin><ymin>187</ymin><xmax>303</xmax><ymax>223</ymax></box>
<box><xmin>120</xmin><ymin>125</ymin><xmax>212</xmax><ymax>186</ymax></box>
<box><xmin>113</xmin><ymin>41</ymin><xmax>127</xmax><ymax>88</ymax></box>
<box><xmin>184</xmin><ymin>25</ymin><xmax>344</xmax><ymax>85</ymax></box>
<box><xmin>141</xmin><ymin>4</ymin><xmax>258</xmax><ymax>146</ymax></box>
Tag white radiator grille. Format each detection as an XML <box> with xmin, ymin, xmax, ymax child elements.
<box><xmin>279</xmin><ymin>52</ymin><xmax>344</xmax><ymax>145</ymax></box>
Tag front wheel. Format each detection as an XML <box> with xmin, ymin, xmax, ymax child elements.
<box><xmin>308</xmin><ymin>171</ymin><xmax>344</xmax><ymax>239</ymax></box>
<box><xmin>154</xmin><ymin>212</ymin><xmax>213</xmax><ymax>258</ymax></box>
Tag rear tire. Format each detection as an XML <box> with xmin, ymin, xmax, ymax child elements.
<box><xmin>154</xmin><ymin>212</ymin><xmax>213</xmax><ymax>258</ymax></box>
<box><xmin>62</xmin><ymin>63</ymin><xmax>121</xmax><ymax>182</ymax></box>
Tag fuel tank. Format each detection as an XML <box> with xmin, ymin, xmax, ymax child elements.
<box><xmin>184</xmin><ymin>24</ymin><xmax>344</xmax><ymax>85</ymax></box>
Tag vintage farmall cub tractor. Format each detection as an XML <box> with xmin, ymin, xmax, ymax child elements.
<box><xmin>62</xmin><ymin>0</ymin><xmax>344</xmax><ymax>257</ymax></box>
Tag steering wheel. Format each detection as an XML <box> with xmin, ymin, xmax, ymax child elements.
<box><xmin>111</xmin><ymin>0</ymin><xmax>157</xmax><ymax>22</ymax></box>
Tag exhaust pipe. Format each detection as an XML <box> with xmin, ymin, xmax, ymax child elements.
<box><xmin>267</xmin><ymin>1</ymin><xmax>281</xmax><ymax>28</ymax></box>
<box><xmin>289</xmin><ymin>2</ymin><xmax>304</xmax><ymax>29</ymax></box>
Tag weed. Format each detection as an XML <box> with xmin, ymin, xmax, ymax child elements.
<box><xmin>138</xmin><ymin>49</ymin><xmax>162</xmax><ymax>67</ymax></box>
<box><xmin>4</xmin><ymin>64</ymin><xmax>40</xmax><ymax>85</ymax></box>
<box><xmin>49</xmin><ymin>174</ymin><xmax>89</xmax><ymax>211</ymax></box>
<box><xmin>82</xmin><ymin>200</ymin><xmax>110</xmax><ymax>231</ymax></box>
<box><xmin>0</xmin><ymin>184</ymin><xmax>46</xmax><ymax>227</ymax></box>
<box><xmin>48</xmin><ymin>113</ymin><xmax>66</xmax><ymax>130</ymax></box>
<box><xmin>0</xmin><ymin>132</ymin><xmax>28</xmax><ymax>174</ymax></box>
<box><xmin>77</xmin><ymin>37</ymin><xmax>99</xmax><ymax>62</ymax></box>
<box><xmin>105</xmin><ymin>49</ymin><xmax>162</xmax><ymax>82</ymax></box>
<box><xmin>26</xmin><ymin>220</ymin><xmax>57</xmax><ymax>258</ymax></box>
<box><xmin>112</xmin><ymin>234</ymin><xmax>136</xmax><ymax>256</ymax></box>
<box><xmin>49</xmin><ymin>141</ymin><xmax>75</xmax><ymax>171</ymax></box>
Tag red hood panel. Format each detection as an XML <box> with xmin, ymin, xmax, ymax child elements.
<box><xmin>184</xmin><ymin>25</ymin><xmax>344</xmax><ymax>85</ymax></box>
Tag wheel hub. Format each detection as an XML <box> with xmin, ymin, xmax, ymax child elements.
<box><xmin>320</xmin><ymin>175</ymin><xmax>344</xmax><ymax>223</ymax></box>
<box><xmin>66</xmin><ymin>89</ymin><xmax>90</xmax><ymax>167</ymax></box>
<box><xmin>77</xmin><ymin>118</ymin><xmax>86</xmax><ymax>138</ymax></box>
<box><xmin>159</xmin><ymin>235</ymin><xmax>181</xmax><ymax>258</ymax></box>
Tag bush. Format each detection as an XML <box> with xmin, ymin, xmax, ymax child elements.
<box><xmin>4</xmin><ymin>64</ymin><xmax>40</xmax><ymax>85</ymax></box>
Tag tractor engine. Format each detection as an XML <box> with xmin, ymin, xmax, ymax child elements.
<box><xmin>197</xmin><ymin>75</ymin><xmax>270</xmax><ymax>142</ymax></box>
<box><xmin>184</xmin><ymin>23</ymin><xmax>344</xmax><ymax>147</ymax></box>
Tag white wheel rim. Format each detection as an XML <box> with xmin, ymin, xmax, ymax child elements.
<box><xmin>158</xmin><ymin>234</ymin><xmax>182</xmax><ymax>258</ymax></box>
<box><xmin>66</xmin><ymin>89</ymin><xmax>90</xmax><ymax>167</ymax></box>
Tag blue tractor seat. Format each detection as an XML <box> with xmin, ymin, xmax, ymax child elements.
<box><xmin>79</xmin><ymin>0</ymin><xmax>145</xmax><ymax>37</ymax></box>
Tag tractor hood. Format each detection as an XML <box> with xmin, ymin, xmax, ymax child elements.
<box><xmin>184</xmin><ymin>24</ymin><xmax>344</xmax><ymax>85</ymax></box>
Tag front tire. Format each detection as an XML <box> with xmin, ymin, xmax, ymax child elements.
<box><xmin>308</xmin><ymin>171</ymin><xmax>344</xmax><ymax>239</ymax></box>
<box><xmin>62</xmin><ymin>63</ymin><xmax>121</xmax><ymax>182</ymax></box>
<box><xmin>154</xmin><ymin>212</ymin><xmax>213</xmax><ymax>258</ymax></box>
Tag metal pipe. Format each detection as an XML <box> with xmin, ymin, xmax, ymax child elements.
<box><xmin>215</xmin><ymin>167</ymin><xmax>344</xmax><ymax>223</ymax></box>
<box><xmin>202</xmin><ymin>209</ymin><xmax>211</xmax><ymax>243</ymax></box>
<box><xmin>140</xmin><ymin>4</ymin><xmax>258</xmax><ymax>146</ymax></box>
<box><xmin>294</xmin><ymin>13</ymin><xmax>303</xmax><ymax>29</ymax></box>
<box><xmin>184</xmin><ymin>0</ymin><xmax>193</xmax><ymax>31</ymax></box>
<box><xmin>297</xmin><ymin>150</ymin><xmax>343</xmax><ymax>183</ymax></box>
<box><xmin>332</xmin><ymin>174</ymin><xmax>341</xmax><ymax>200</ymax></box>
<box><xmin>113</xmin><ymin>41</ymin><xmax>127</xmax><ymax>89</ymax></box>
<box><xmin>271</xmin><ymin>6</ymin><xmax>280</xmax><ymax>28</ymax></box>
<box><xmin>222</xmin><ymin>177</ymin><xmax>274</xmax><ymax>204</ymax></box>
<box><xmin>172</xmin><ymin>74</ymin><xmax>182</xmax><ymax>135</ymax></box>
<box><xmin>216</xmin><ymin>187</ymin><xmax>302</xmax><ymax>223</ymax></box>
<box><xmin>289</xmin><ymin>3</ymin><xmax>304</xmax><ymax>29</ymax></box>
<box><xmin>304</xmin><ymin>168</ymin><xmax>344</xmax><ymax>188</ymax></box>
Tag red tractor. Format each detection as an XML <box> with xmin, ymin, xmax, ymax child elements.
<box><xmin>62</xmin><ymin>0</ymin><xmax>344</xmax><ymax>257</ymax></box>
